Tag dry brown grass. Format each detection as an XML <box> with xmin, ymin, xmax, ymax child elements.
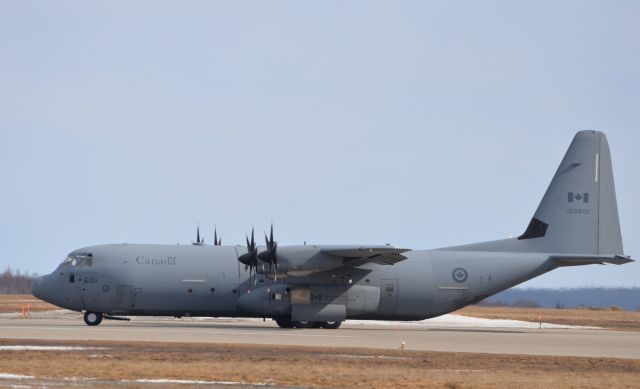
<box><xmin>0</xmin><ymin>294</ymin><xmax>57</xmax><ymax>314</ymax></box>
<box><xmin>0</xmin><ymin>339</ymin><xmax>639</xmax><ymax>388</ymax></box>
<box><xmin>457</xmin><ymin>305</ymin><xmax>640</xmax><ymax>331</ymax></box>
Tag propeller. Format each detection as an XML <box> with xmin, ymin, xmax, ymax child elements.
<box><xmin>214</xmin><ymin>225</ymin><xmax>222</xmax><ymax>246</ymax></box>
<box><xmin>238</xmin><ymin>228</ymin><xmax>259</xmax><ymax>288</ymax></box>
<box><xmin>258</xmin><ymin>224</ymin><xmax>278</xmax><ymax>280</ymax></box>
<box><xmin>193</xmin><ymin>224</ymin><xmax>204</xmax><ymax>245</ymax></box>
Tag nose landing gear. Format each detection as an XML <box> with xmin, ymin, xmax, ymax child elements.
<box><xmin>83</xmin><ymin>311</ymin><xmax>103</xmax><ymax>326</ymax></box>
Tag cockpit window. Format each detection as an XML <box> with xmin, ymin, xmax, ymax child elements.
<box><xmin>63</xmin><ymin>252</ymin><xmax>93</xmax><ymax>267</ymax></box>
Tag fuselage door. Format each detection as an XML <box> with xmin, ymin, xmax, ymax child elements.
<box><xmin>132</xmin><ymin>288</ymin><xmax>143</xmax><ymax>309</ymax></box>
<box><xmin>378</xmin><ymin>279</ymin><xmax>398</xmax><ymax>315</ymax></box>
<box><xmin>114</xmin><ymin>285</ymin><xmax>134</xmax><ymax>313</ymax></box>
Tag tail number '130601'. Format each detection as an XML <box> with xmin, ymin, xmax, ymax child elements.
<box><xmin>567</xmin><ymin>208</ymin><xmax>589</xmax><ymax>215</ymax></box>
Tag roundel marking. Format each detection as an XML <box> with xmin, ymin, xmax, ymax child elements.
<box><xmin>452</xmin><ymin>267</ymin><xmax>468</xmax><ymax>283</ymax></box>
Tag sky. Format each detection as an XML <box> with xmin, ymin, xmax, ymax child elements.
<box><xmin>1</xmin><ymin>1</ymin><xmax>638</xmax><ymax>288</ymax></box>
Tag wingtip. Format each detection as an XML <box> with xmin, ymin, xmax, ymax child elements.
<box><xmin>614</xmin><ymin>255</ymin><xmax>635</xmax><ymax>264</ymax></box>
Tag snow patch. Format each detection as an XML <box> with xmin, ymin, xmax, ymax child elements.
<box><xmin>125</xmin><ymin>378</ymin><xmax>270</xmax><ymax>386</ymax></box>
<box><xmin>0</xmin><ymin>373</ymin><xmax>34</xmax><ymax>380</ymax></box>
<box><xmin>347</xmin><ymin>314</ymin><xmax>598</xmax><ymax>329</ymax></box>
<box><xmin>0</xmin><ymin>346</ymin><xmax>106</xmax><ymax>351</ymax></box>
<box><xmin>326</xmin><ymin>354</ymin><xmax>409</xmax><ymax>360</ymax></box>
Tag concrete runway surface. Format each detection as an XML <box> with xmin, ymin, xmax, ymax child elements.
<box><xmin>1</xmin><ymin>314</ymin><xmax>639</xmax><ymax>359</ymax></box>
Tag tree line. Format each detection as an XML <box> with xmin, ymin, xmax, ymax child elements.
<box><xmin>0</xmin><ymin>268</ymin><xmax>38</xmax><ymax>294</ymax></box>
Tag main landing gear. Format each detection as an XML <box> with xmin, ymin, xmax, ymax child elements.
<box><xmin>83</xmin><ymin>311</ymin><xmax>103</xmax><ymax>326</ymax></box>
<box><xmin>274</xmin><ymin>317</ymin><xmax>342</xmax><ymax>329</ymax></box>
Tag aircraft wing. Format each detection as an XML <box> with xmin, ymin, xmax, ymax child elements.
<box><xmin>321</xmin><ymin>246</ymin><xmax>410</xmax><ymax>266</ymax></box>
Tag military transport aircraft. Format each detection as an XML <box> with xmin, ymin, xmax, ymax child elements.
<box><xmin>32</xmin><ymin>131</ymin><xmax>633</xmax><ymax>329</ymax></box>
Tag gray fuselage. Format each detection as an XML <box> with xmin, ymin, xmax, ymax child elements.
<box><xmin>33</xmin><ymin>242</ymin><xmax>554</xmax><ymax>321</ymax></box>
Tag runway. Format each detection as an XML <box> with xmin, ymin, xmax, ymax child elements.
<box><xmin>1</xmin><ymin>314</ymin><xmax>639</xmax><ymax>359</ymax></box>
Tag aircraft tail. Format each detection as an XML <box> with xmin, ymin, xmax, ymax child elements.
<box><xmin>518</xmin><ymin>130</ymin><xmax>623</xmax><ymax>255</ymax></box>
<box><xmin>448</xmin><ymin>130</ymin><xmax>626</xmax><ymax>258</ymax></box>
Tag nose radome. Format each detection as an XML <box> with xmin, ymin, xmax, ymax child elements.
<box><xmin>31</xmin><ymin>276</ymin><xmax>45</xmax><ymax>300</ymax></box>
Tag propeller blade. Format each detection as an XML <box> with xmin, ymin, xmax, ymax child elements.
<box><xmin>238</xmin><ymin>227</ymin><xmax>260</xmax><ymax>290</ymax></box>
<box><xmin>270</xmin><ymin>224</ymin><xmax>274</xmax><ymax>246</ymax></box>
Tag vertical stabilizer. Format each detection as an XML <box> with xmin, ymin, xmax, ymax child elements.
<box><xmin>518</xmin><ymin>130</ymin><xmax>623</xmax><ymax>255</ymax></box>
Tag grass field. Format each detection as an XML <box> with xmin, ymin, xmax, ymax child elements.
<box><xmin>0</xmin><ymin>339</ymin><xmax>639</xmax><ymax>389</ymax></box>
<box><xmin>456</xmin><ymin>305</ymin><xmax>640</xmax><ymax>331</ymax></box>
<box><xmin>0</xmin><ymin>295</ymin><xmax>57</xmax><ymax>314</ymax></box>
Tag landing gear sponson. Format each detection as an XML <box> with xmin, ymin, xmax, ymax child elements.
<box><xmin>274</xmin><ymin>317</ymin><xmax>342</xmax><ymax>329</ymax></box>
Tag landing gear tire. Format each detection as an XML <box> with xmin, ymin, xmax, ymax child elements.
<box><xmin>274</xmin><ymin>317</ymin><xmax>295</xmax><ymax>328</ymax></box>
<box><xmin>320</xmin><ymin>321</ymin><xmax>342</xmax><ymax>329</ymax></box>
<box><xmin>84</xmin><ymin>311</ymin><xmax>103</xmax><ymax>326</ymax></box>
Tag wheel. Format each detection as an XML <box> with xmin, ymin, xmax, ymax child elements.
<box><xmin>274</xmin><ymin>317</ymin><xmax>295</xmax><ymax>328</ymax></box>
<box><xmin>320</xmin><ymin>320</ymin><xmax>342</xmax><ymax>329</ymax></box>
<box><xmin>83</xmin><ymin>311</ymin><xmax>103</xmax><ymax>326</ymax></box>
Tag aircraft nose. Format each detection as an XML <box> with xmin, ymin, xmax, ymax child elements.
<box><xmin>31</xmin><ymin>276</ymin><xmax>45</xmax><ymax>300</ymax></box>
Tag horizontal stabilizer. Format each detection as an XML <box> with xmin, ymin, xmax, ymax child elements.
<box><xmin>552</xmin><ymin>254</ymin><xmax>634</xmax><ymax>267</ymax></box>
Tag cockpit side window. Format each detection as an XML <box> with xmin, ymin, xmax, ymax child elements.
<box><xmin>63</xmin><ymin>252</ymin><xmax>93</xmax><ymax>267</ymax></box>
